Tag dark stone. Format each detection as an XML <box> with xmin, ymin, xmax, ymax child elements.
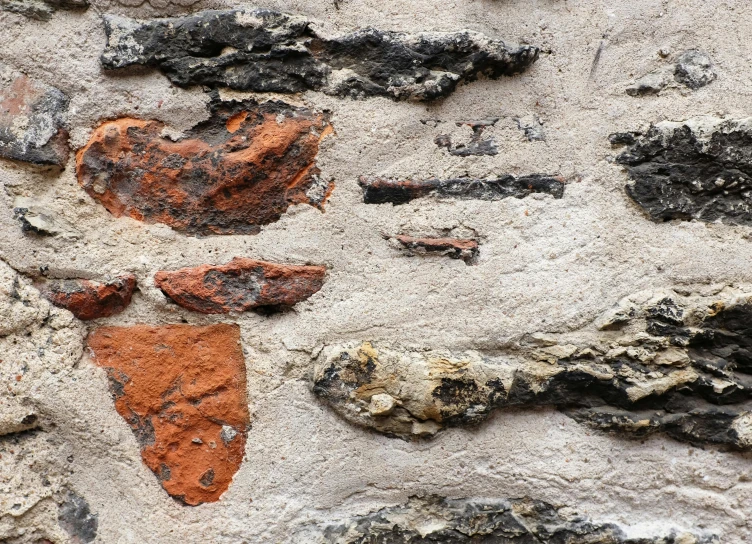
<box><xmin>0</xmin><ymin>64</ymin><xmax>69</xmax><ymax>166</ymax></box>
<box><xmin>614</xmin><ymin>118</ymin><xmax>752</xmax><ymax>224</ymax></box>
<box><xmin>435</xmin><ymin>119</ymin><xmax>498</xmax><ymax>156</ymax></box>
<box><xmin>674</xmin><ymin>49</ymin><xmax>716</xmax><ymax>90</ymax></box>
<box><xmin>319</xmin><ymin>496</ymin><xmax>716</xmax><ymax>543</ymax></box>
<box><xmin>515</xmin><ymin>114</ymin><xmax>545</xmax><ymax>141</ymax></box>
<box><xmin>58</xmin><ymin>491</ymin><xmax>98</xmax><ymax>544</ymax></box>
<box><xmin>100</xmin><ymin>9</ymin><xmax>539</xmax><ymax>101</ymax></box>
<box><xmin>0</xmin><ymin>0</ymin><xmax>87</xmax><ymax>21</ymax></box>
<box><xmin>359</xmin><ymin>174</ymin><xmax>565</xmax><ymax>205</ymax></box>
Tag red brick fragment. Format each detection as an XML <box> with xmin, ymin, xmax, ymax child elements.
<box><xmin>87</xmin><ymin>324</ymin><xmax>250</xmax><ymax>506</ymax></box>
<box><xmin>76</xmin><ymin>99</ymin><xmax>333</xmax><ymax>235</ymax></box>
<box><xmin>40</xmin><ymin>275</ymin><xmax>136</xmax><ymax>320</ymax></box>
<box><xmin>154</xmin><ymin>258</ymin><xmax>326</xmax><ymax>314</ymax></box>
<box><xmin>393</xmin><ymin>235</ymin><xmax>479</xmax><ymax>264</ymax></box>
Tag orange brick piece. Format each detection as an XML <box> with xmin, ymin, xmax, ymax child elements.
<box><xmin>87</xmin><ymin>324</ymin><xmax>250</xmax><ymax>505</ymax></box>
<box><xmin>40</xmin><ymin>275</ymin><xmax>136</xmax><ymax>320</ymax></box>
<box><xmin>76</xmin><ymin>99</ymin><xmax>332</xmax><ymax>235</ymax></box>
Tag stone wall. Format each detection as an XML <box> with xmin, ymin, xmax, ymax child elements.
<box><xmin>1</xmin><ymin>1</ymin><xmax>751</xmax><ymax>542</ymax></box>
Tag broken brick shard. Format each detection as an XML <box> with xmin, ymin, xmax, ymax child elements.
<box><xmin>87</xmin><ymin>324</ymin><xmax>249</xmax><ymax>506</ymax></box>
<box><xmin>0</xmin><ymin>63</ymin><xmax>69</xmax><ymax>166</ymax></box>
<box><xmin>393</xmin><ymin>235</ymin><xmax>479</xmax><ymax>264</ymax></box>
<box><xmin>100</xmin><ymin>9</ymin><xmax>539</xmax><ymax>101</ymax></box>
<box><xmin>76</xmin><ymin>99</ymin><xmax>332</xmax><ymax>235</ymax></box>
<box><xmin>359</xmin><ymin>174</ymin><xmax>565</xmax><ymax>205</ymax></box>
<box><xmin>615</xmin><ymin>117</ymin><xmax>752</xmax><ymax>224</ymax></box>
<box><xmin>39</xmin><ymin>275</ymin><xmax>136</xmax><ymax>320</ymax></box>
<box><xmin>154</xmin><ymin>258</ymin><xmax>326</xmax><ymax>314</ymax></box>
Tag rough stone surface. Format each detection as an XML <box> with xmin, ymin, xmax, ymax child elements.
<box><xmin>38</xmin><ymin>275</ymin><xmax>136</xmax><ymax>321</ymax></box>
<box><xmin>76</xmin><ymin>97</ymin><xmax>332</xmax><ymax>235</ymax></box>
<box><xmin>57</xmin><ymin>491</ymin><xmax>97</xmax><ymax>544</ymax></box>
<box><xmin>626</xmin><ymin>71</ymin><xmax>670</xmax><ymax>96</ymax></box>
<box><xmin>87</xmin><ymin>324</ymin><xmax>250</xmax><ymax>506</ymax></box>
<box><xmin>100</xmin><ymin>9</ymin><xmax>539</xmax><ymax>101</ymax></box>
<box><xmin>615</xmin><ymin>117</ymin><xmax>752</xmax><ymax>224</ymax></box>
<box><xmin>0</xmin><ymin>0</ymin><xmax>86</xmax><ymax>22</ymax></box>
<box><xmin>13</xmin><ymin>197</ymin><xmax>81</xmax><ymax>239</ymax></box>
<box><xmin>359</xmin><ymin>174</ymin><xmax>565</xmax><ymax>204</ymax></box>
<box><xmin>391</xmin><ymin>235</ymin><xmax>479</xmax><ymax>264</ymax></box>
<box><xmin>154</xmin><ymin>258</ymin><xmax>326</xmax><ymax>314</ymax></box>
<box><xmin>315</xmin><ymin>496</ymin><xmax>716</xmax><ymax>543</ymax></box>
<box><xmin>0</xmin><ymin>63</ymin><xmax>68</xmax><ymax>166</ymax></box>
<box><xmin>435</xmin><ymin>119</ymin><xmax>498</xmax><ymax>156</ymax></box>
<box><xmin>674</xmin><ymin>49</ymin><xmax>716</xmax><ymax>90</ymax></box>
<box><xmin>314</xmin><ymin>286</ymin><xmax>752</xmax><ymax>447</ymax></box>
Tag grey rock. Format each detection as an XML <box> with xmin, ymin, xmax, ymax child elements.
<box><xmin>0</xmin><ymin>64</ymin><xmax>69</xmax><ymax>166</ymax></box>
<box><xmin>58</xmin><ymin>491</ymin><xmax>98</xmax><ymax>543</ymax></box>
<box><xmin>312</xmin><ymin>287</ymin><xmax>752</xmax><ymax>450</ymax></box>
<box><xmin>675</xmin><ymin>49</ymin><xmax>716</xmax><ymax>89</ymax></box>
<box><xmin>100</xmin><ymin>9</ymin><xmax>539</xmax><ymax>101</ymax></box>
<box><xmin>0</xmin><ymin>0</ymin><xmax>86</xmax><ymax>21</ymax></box>
<box><xmin>358</xmin><ymin>174</ymin><xmax>565</xmax><ymax>205</ymax></box>
<box><xmin>515</xmin><ymin>113</ymin><xmax>546</xmax><ymax>141</ymax></box>
<box><xmin>13</xmin><ymin>197</ymin><xmax>81</xmax><ymax>239</ymax></box>
<box><xmin>626</xmin><ymin>71</ymin><xmax>669</xmax><ymax>96</ymax></box>
<box><xmin>435</xmin><ymin>118</ymin><xmax>499</xmax><ymax>156</ymax></box>
<box><xmin>316</xmin><ymin>495</ymin><xmax>716</xmax><ymax>543</ymax></box>
<box><xmin>614</xmin><ymin>117</ymin><xmax>752</xmax><ymax>224</ymax></box>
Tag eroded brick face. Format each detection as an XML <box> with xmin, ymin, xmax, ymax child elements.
<box><xmin>87</xmin><ymin>324</ymin><xmax>250</xmax><ymax>506</ymax></box>
<box><xmin>155</xmin><ymin>258</ymin><xmax>326</xmax><ymax>314</ymax></box>
<box><xmin>393</xmin><ymin>235</ymin><xmax>479</xmax><ymax>264</ymax></box>
<box><xmin>39</xmin><ymin>275</ymin><xmax>135</xmax><ymax>320</ymax></box>
<box><xmin>76</xmin><ymin>99</ymin><xmax>332</xmax><ymax>235</ymax></box>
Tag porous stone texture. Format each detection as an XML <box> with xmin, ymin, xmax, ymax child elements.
<box><xmin>0</xmin><ymin>63</ymin><xmax>68</xmax><ymax>166</ymax></box>
<box><xmin>391</xmin><ymin>235</ymin><xmax>479</xmax><ymax>264</ymax></box>
<box><xmin>87</xmin><ymin>324</ymin><xmax>250</xmax><ymax>506</ymax></box>
<box><xmin>154</xmin><ymin>258</ymin><xmax>326</xmax><ymax>314</ymax></box>
<box><xmin>38</xmin><ymin>274</ymin><xmax>136</xmax><ymax>320</ymax></box>
<box><xmin>100</xmin><ymin>9</ymin><xmax>539</xmax><ymax>101</ymax></box>
<box><xmin>4</xmin><ymin>1</ymin><xmax>752</xmax><ymax>542</ymax></box>
<box><xmin>77</xmin><ymin>97</ymin><xmax>332</xmax><ymax>235</ymax></box>
<box><xmin>615</xmin><ymin>117</ymin><xmax>752</xmax><ymax>224</ymax></box>
<box><xmin>0</xmin><ymin>0</ymin><xmax>86</xmax><ymax>22</ymax></box>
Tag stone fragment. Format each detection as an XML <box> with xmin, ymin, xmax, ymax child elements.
<box><xmin>359</xmin><ymin>174</ymin><xmax>565</xmax><ymax>205</ymax></box>
<box><xmin>58</xmin><ymin>491</ymin><xmax>97</xmax><ymax>544</ymax></box>
<box><xmin>87</xmin><ymin>324</ymin><xmax>249</xmax><ymax>505</ymax></box>
<box><xmin>1</xmin><ymin>0</ymin><xmax>87</xmax><ymax>21</ymax></box>
<box><xmin>674</xmin><ymin>49</ymin><xmax>716</xmax><ymax>89</ymax></box>
<box><xmin>154</xmin><ymin>258</ymin><xmax>326</xmax><ymax>314</ymax></box>
<box><xmin>367</xmin><ymin>393</ymin><xmax>396</xmax><ymax>417</ymax></box>
<box><xmin>76</xmin><ymin>98</ymin><xmax>332</xmax><ymax>236</ymax></box>
<box><xmin>392</xmin><ymin>235</ymin><xmax>479</xmax><ymax>264</ymax></box>
<box><xmin>435</xmin><ymin>119</ymin><xmax>498</xmax><ymax>156</ymax></box>
<box><xmin>38</xmin><ymin>275</ymin><xmax>136</xmax><ymax>321</ymax></box>
<box><xmin>514</xmin><ymin>114</ymin><xmax>545</xmax><ymax>141</ymax></box>
<box><xmin>318</xmin><ymin>496</ymin><xmax>716</xmax><ymax>544</ymax></box>
<box><xmin>626</xmin><ymin>71</ymin><xmax>669</xmax><ymax>96</ymax></box>
<box><xmin>313</xmin><ymin>287</ymin><xmax>752</xmax><ymax>449</ymax></box>
<box><xmin>13</xmin><ymin>197</ymin><xmax>82</xmax><ymax>239</ymax></box>
<box><xmin>100</xmin><ymin>9</ymin><xmax>539</xmax><ymax>101</ymax></box>
<box><xmin>0</xmin><ymin>398</ymin><xmax>39</xmax><ymax>436</ymax></box>
<box><xmin>0</xmin><ymin>64</ymin><xmax>68</xmax><ymax>166</ymax></box>
<box><xmin>614</xmin><ymin>117</ymin><xmax>752</xmax><ymax>224</ymax></box>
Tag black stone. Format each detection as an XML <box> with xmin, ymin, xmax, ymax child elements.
<box><xmin>58</xmin><ymin>491</ymin><xmax>98</xmax><ymax>544</ymax></box>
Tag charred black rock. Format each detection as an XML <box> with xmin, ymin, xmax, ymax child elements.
<box><xmin>58</xmin><ymin>491</ymin><xmax>98</xmax><ymax>543</ymax></box>
<box><xmin>359</xmin><ymin>174</ymin><xmax>565</xmax><ymax>205</ymax></box>
<box><xmin>100</xmin><ymin>9</ymin><xmax>539</xmax><ymax>101</ymax></box>
<box><xmin>313</xmin><ymin>288</ymin><xmax>752</xmax><ymax>450</ymax></box>
<box><xmin>614</xmin><ymin>118</ymin><xmax>752</xmax><ymax>224</ymax></box>
<box><xmin>317</xmin><ymin>496</ymin><xmax>716</xmax><ymax>543</ymax></box>
<box><xmin>674</xmin><ymin>49</ymin><xmax>716</xmax><ymax>90</ymax></box>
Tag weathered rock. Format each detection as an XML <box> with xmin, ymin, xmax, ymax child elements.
<box><xmin>76</xmin><ymin>98</ymin><xmax>332</xmax><ymax>235</ymax></box>
<box><xmin>435</xmin><ymin>119</ymin><xmax>498</xmax><ymax>156</ymax></box>
<box><xmin>87</xmin><ymin>324</ymin><xmax>249</xmax><ymax>506</ymax></box>
<box><xmin>514</xmin><ymin>113</ymin><xmax>545</xmax><ymax>141</ymax></box>
<box><xmin>38</xmin><ymin>275</ymin><xmax>136</xmax><ymax>321</ymax></box>
<box><xmin>0</xmin><ymin>398</ymin><xmax>39</xmax><ymax>436</ymax></box>
<box><xmin>391</xmin><ymin>235</ymin><xmax>479</xmax><ymax>264</ymax></box>
<box><xmin>674</xmin><ymin>49</ymin><xmax>716</xmax><ymax>89</ymax></box>
<box><xmin>58</xmin><ymin>491</ymin><xmax>97</xmax><ymax>544</ymax></box>
<box><xmin>154</xmin><ymin>258</ymin><xmax>326</xmax><ymax>314</ymax></box>
<box><xmin>13</xmin><ymin>197</ymin><xmax>82</xmax><ymax>239</ymax></box>
<box><xmin>1</xmin><ymin>0</ymin><xmax>86</xmax><ymax>21</ymax></box>
<box><xmin>313</xmin><ymin>287</ymin><xmax>752</xmax><ymax>449</ymax></box>
<box><xmin>359</xmin><ymin>174</ymin><xmax>565</xmax><ymax>205</ymax></box>
<box><xmin>0</xmin><ymin>64</ymin><xmax>68</xmax><ymax>166</ymax></box>
<box><xmin>100</xmin><ymin>9</ymin><xmax>539</xmax><ymax>101</ymax></box>
<box><xmin>317</xmin><ymin>496</ymin><xmax>716</xmax><ymax>543</ymax></box>
<box><xmin>626</xmin><ymin>71</ymin><xmax>669</xmax><ymax>96</ymax></box>
<box><xmin>614</xmin><ymin>117</ymin><xmax>752</xmax><ymax>224</ymax></box>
